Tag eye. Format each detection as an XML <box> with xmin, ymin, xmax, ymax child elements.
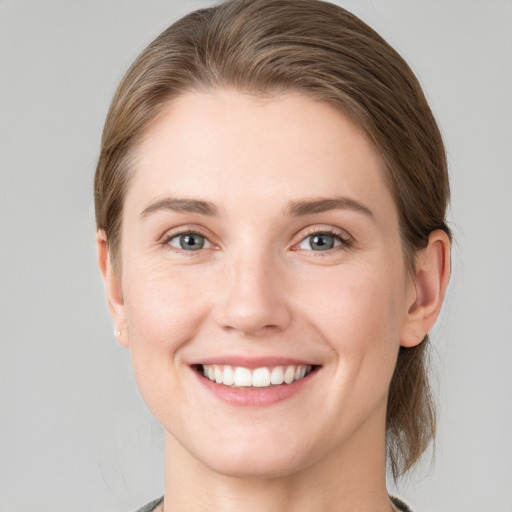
<box><xmin>296</xmin><ymin>230</ymin><xmax>348</xmax><ymax>252</ymax></box>
<box><xmin>167</xmin><ymin>232</ymin><xmax>211</xmax><ymax>251</ymax></box>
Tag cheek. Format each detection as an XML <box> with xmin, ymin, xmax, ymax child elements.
<box><xmin>120</xmin><ymin>263</ymin><xmax>211</xmax><ymax>418</ymax></box>
<box><xmin>300</xmin><ymin>261</ymin><xmax>406</xmax><ymax>345</ymax></box>
<box><xmin>123</xmin><ymin>261</ymin><xmax>209</xmax><ymax>339</ymax></box>
<box><xmin>298</xmin><ymin>262</ymin><xmax>406</xmax><ymax>395</ymax></box>
<box><xmin>300</xmin><ymin>265</ymin><xmax>406</xmax><ymax>424</ymax></box>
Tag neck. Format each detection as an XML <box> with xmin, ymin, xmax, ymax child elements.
<box><xmin>163</xmin><ymin>402</ymin><xmax>394</xmax><ymax>512</ymax></box>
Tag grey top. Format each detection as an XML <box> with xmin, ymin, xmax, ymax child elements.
<box><xmin>135</xmin><ymin>496</ymin><xmax>164</xmax><ymax>512</ymax></box>
<box><xmin>391</xmin><ymin>496</ymin><xmax>414</xmax><ymax>512</ymax></box>
<box><xmin>135</xmin><ymin>495</ymin><xmax>413</xmax><ymax>511</ymax></box>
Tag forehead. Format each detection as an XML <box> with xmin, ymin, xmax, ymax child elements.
<box><xmin>127</xmin><ymin>89</ymin><xmax>396</xmax><ymax>221</ymax></box>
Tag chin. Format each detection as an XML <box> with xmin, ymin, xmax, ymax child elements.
<box><xmin>205</xmin><ymin>451</ymin><xmax>308</xmax><ymax>480</ymax></box>
<box><xmin>186</xmin><ymin>428</ymin><xmax>316</xmax><ymax>480</ymax></box>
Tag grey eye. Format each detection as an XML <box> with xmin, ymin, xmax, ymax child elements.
<box><xmin>168</xmin><ymin>233</ymin><xmax>211</xmax><ymax>251</ymax></box>
<box><xmin>298</xmin><ymin>233</ymin><xmax>341</xmax><ymax>251</ymax></box>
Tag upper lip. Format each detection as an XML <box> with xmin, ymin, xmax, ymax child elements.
<box><xmin>190</xmin><ymin>356</ymin><xmax>319</xmax><ymax>369</ymax></box>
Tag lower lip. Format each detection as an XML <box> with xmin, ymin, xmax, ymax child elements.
<box><xmin>193</xmin><ymin>367</ymin><xmax>318</xmax><ymax>406</ymax></box>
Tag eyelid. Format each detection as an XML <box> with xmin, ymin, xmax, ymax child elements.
<box><xmin>168</xmin><ymin>232</ymin><xmax>212</xmax><ymax>250</ymax></box>
<box><xmin>160</xmin><ymin>225</ymin><xmax>217</xmax><ymax>251</ymax></box>
<box><xmin>291</xmin><ymin>225</ymin><xmax>354</xmax><ymax>252</ymax></box>
<box><xmin>158</xmin><ymin>224</ymin><xmax>353</xmax><ymax>255</ymax></box>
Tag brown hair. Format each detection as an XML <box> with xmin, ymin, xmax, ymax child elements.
<box><xmin>95</xmin><ymin>0</ymin><xmax>451</xmax><ymax>480</ymax></box>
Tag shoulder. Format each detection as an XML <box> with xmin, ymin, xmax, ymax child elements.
<box><xmin>134</xmin><ymin>496</ymin><xmax>164</xmax><ymax>512</ymax></box>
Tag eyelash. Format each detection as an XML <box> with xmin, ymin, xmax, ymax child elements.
<box><xmin>161</xmin><ymin>227</ymin><xmax>213</xmax><ymax>256</ymax></box>
<box><xmin>161</xmin><ymin>227</ymin><xmax>353</xmax><ymax>256</ymax></box>
<box><xmin>295</xmin><ymin>227</ymin><xmax>353</xmax><ymax>256</ymax></box>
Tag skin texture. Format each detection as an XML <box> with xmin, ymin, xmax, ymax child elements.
<box><xmin>97</xmin><ymin>89</ymin><xmax>450</xmax><ymax>512</ymax></box>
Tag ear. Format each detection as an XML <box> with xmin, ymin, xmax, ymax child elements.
<box><xmin>400</xmin><ymin>229</ymin><xmax>451</xmax><ymax>347</ymax></box>
<box><xmin>96</xmin><ymin>230</ymin><xmax>128</xmax><ymax>348</ymax></box>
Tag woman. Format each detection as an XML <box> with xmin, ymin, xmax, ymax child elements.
<box><xmin>95</xmin><ymin>1</ymin><xmax>451</xmax><ymax>511</ymax></box>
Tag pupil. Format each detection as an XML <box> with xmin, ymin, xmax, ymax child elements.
<box><xmin>181</xmin><ymin>234</ymin><xmax>204</xmax><ymax>250</ymax></box>
<box><xmin>311</xmin><ymin>234</ymin><xmax>333</xmax><ymax>251</ymax></box>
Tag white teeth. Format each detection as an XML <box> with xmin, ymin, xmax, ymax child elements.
<box><xmin>234</xmin><ymin>367</ymin><xmax>252</xmax><ymax>387</ymax></box>
<box><xmin>252</xmin><ymin>367</ymin><xmax>271</xmax><ymax>387</ymax></box>
<box><xmin>214</xmin><ymin>365</ymin><xmax>223</xmax><ymax>384</ymax></box>
<box><xmin>223</xmin><ymin>365</ymin><xmax>234</xmax><ymax>386</ymax></box>
<box><xmin>201</xmin><ymin>364</ymin><xmax>312</xmax><ymax>387</ymax></box>
<box><xmin>284</xmin><ymin>365</ymin><xmax>295</xmax><ymax>384</ymax></box>
<box><xmin>270</xmin><ymin>366</ymin><xmax>284</xmax><ymax>385</ymax></box>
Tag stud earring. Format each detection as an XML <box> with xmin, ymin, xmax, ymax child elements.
<box><xmin>115</xmin><ymin>328</ymin><xmax>121</xmax><ymax>337</ymax></box>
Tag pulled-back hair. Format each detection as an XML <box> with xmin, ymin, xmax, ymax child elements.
<box><xmin>95</xmin><ymin>0</ymin><xmax>450</xmax><ymax>480</ymax></box>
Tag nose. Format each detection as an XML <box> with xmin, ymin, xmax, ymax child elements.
<box><xmin>214</xmin><ymin>249</ymin><xmax>292</xmax><ymax>338</ymax></box>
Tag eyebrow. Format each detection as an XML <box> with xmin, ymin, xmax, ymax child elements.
<box><xmin>140</xmin><ymin>195</ymin><xmax>374</xmax><ymax>219</ymax></box>
<box><xmin>285</xmin><ymin>196</ymin><xmax>374</xmax><ymax>218</ymax></box>
<box><xmin>140</xmin><ymin>198</ymin><xmax>219</xmax><ymax>218</ymax></box>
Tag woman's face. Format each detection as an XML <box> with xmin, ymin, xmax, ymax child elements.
<box><xmin>109</xmin><ymin>89</ymin><xmax>418</xmax><ymax>477</ymax></box>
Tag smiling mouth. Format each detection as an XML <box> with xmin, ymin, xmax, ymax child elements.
<box><xmin>195</xmin><ymin>364</ymin><xmax>317</xmax><ymax>388</ymax></box>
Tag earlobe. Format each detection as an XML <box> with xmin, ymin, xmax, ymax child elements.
<box><xmin>400</xmin><ymin>229</ymin><xmax>451</xmax><ymax>348</ymax></box>
<box><xmin>96</xmin><ymin>230</ymin><xmax>128</xmax><ymax>348</ymax></box>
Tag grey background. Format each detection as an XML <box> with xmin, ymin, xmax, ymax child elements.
<box><xmin>1</xmin><ymin>1</ymin><xmax>511</xmax><ymax>511</ymax></box>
